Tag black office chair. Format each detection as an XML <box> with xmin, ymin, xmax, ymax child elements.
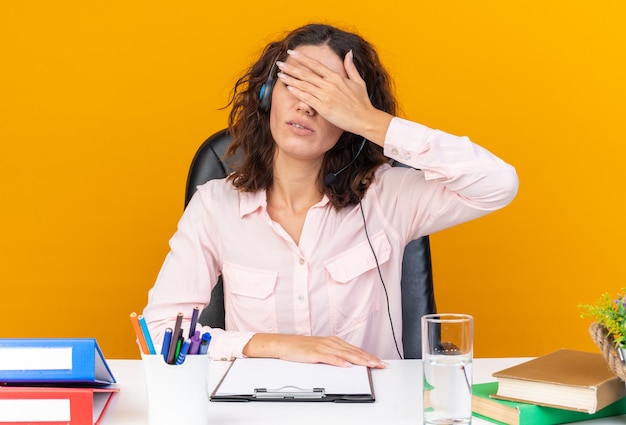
<box><xmin>184</xmin><ymin>129</ymin><xmax>436</xmax><ymax>359</ymax></box>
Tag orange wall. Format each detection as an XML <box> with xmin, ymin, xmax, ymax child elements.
<box><xmin>1</xmin><ymin>1</ymin><xmax>625</xmax><ymax>359</ymax></box>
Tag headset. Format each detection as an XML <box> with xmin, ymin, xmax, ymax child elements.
<box><xmin>258</xmin><ymin>58</ymin><xmax>368</xmax><ymax>186</ymax></box>
<box><xmin>258</xmin><ymin>57</ymin><xmax>403</xmax><ymax>358</ymax></box>
<box><xmin>332</xmin><ymin>141</ymin><xmax>404</xmax><ymax>360</ymax></box>
<box><xmin>259</xmin><ymin>60</ymin><xmax>278</xmax><ymax>112</ymax></box>
<box><xmin>323</xmin><ymin>137</ymin><xmax>367</xmax><ymax>186</ymax></box>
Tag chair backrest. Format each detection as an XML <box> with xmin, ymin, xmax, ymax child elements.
<box><xmin>184</xmin><ymin>129</ymin><xmax>436</xmax><ymax>359</ymax></box>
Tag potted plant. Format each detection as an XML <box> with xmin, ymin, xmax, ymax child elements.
<box><xmin>580</xmin><ymin>290</ymin><xmax>626</xmax><ymax>381</ymax></box>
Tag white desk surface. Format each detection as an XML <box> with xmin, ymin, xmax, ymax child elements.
<box><xmin>101</xmin><ymin>358</ymin><xmax>626</xmax><ymax>425</ymax></box>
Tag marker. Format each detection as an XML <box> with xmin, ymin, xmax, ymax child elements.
<box><xmin>188</xmin><ymin>306</ymin><xmax>200</xmax><ymax>339</ymax></box>
<box><xmin>189</xmin><ymin>331</ymin><xmax>201</xmax><ymax>355</ymax></box>
<box><xmin>138</xmin><ymin>315</ymin><xmax>156</xmax><ymax>355</ymax></box>
<box><xmin>167</xmin><ymin>313</ymin><xmax>183</xmax><ymax>364</ymax></box>
<box><xmin>199</xmin><ymin>332</ymin><xmax>212</xmax><ymax>355</ymax></box>
<box><xmin>161</xmin><ymin>328</ymin><xmax>173</xmax><ymax>362</ymax></box>
<box><xmin>176</xmin><ymin>338</ymin><xmax>191</xmax><ymax>365</ymax></box>
<box><xmin>175</xmin><ymin>335</ymin><xmax>183</xmax><ymax>361</ymax></box>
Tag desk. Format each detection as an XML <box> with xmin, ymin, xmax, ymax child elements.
<box><xmin>100</xmin><ymin>358</ymin><xmax>626</xmax><ymax>425</ymax></box>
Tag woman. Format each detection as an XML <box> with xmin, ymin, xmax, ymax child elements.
<box><xmin>144</xmin><ymin>23</ymin><xmax>518</xmax><ymax>368</ymax></box>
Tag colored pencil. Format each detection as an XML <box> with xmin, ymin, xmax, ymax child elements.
<box><xmin>130</xmin><ymin>312</ymin><xmax>149</xmax><ymax>355</ymax></box>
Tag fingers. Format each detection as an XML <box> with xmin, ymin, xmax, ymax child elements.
<box><xmin>275</xmin><ymin>49</ymin><xmax>372</xmax><ymax>134</ymax></box>
<box><xmin>274</xmin><ymin>334</ymin><xmax>386</xmax><ymax>369</ymax></box>
<box><xmin>275</xmin><ymin>67</ymin><xmax>323</xmax><ymax>108</ymax></box>
<box><xmin>283</xmin><ymin>48</ymin><xmax>341</xmax><ymax>81</ymax></box>
<box><xmin>284</xmin><ymin>49</ymin><xmax>364</xmax><ymax>84</ymax></box>
<box><xmin>322</xmin><ymin>340</ymin><xmax>386</xmax><ymax>369</ymax></box>
<box><xmin>278</xmin><ymin>49</ymin><xmax>366</xmax><ymax>96</ymax></box>
<box><xmin>276</xmin><ymin>58</ymin><xmax>343</xmax><ymax>111</ymax></box>
<box><xmin>343</xmin><ymin>50</ymin><xmax>364</xmax><ymax>84</ymax></box>
<box><xmin>246</xmin><ymin>333</ymin><xmax>385</xmax><ymax>368</ymax></box>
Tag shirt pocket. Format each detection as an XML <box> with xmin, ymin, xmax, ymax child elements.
<box><xmin>222</xmin><ymin>262</ymin><xmax>279</xmax><ymax>332</ymax></box>
<box><xmin>324</xmin><ymin>231</ymin><xmax>392</xmax><ymax>336</ymax></box>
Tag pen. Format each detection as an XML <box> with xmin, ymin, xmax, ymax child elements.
<box><xmin>130</xmin><ymin>312</ymin><xmax>149</xmax><ymax>355</ymax></box>
<box><xmin>189</xmin><ymin>331</ymin><xmax>201</xmax><ymax>355</ymax></box>
<box><xmin>176</xmin><ymin>338</ymin><xmax>191</xmax><ymax>365</ymax></box>
<box><xmin>138</xmin><ymin>315</ymin><xmax>156</xmax><ymax>355</ymax></box>
<box><xmin>167</xmin><ymin>312</ymin><xmax>183</xmax><ymax>364</ymax></box>
<box><xmin>199</xmin><ymin>332</ymin><xmax>212</xmax><ymax>355</ymax></box>
<box><xmin>188</xmin><ymin>306</ymin><xmax>200</xmax><ymax>339</ymax></box>
<box><xmin>161</xmin><ymin>328</ymin><xmax>173</xmax><ymax>362</ymax></box>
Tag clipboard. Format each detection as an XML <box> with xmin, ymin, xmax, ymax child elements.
<box><xmin>210</xmin><ymin>358</ymin><xmax>375</xmax><ymax>402</ymax></box>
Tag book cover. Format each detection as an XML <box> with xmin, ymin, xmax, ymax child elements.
<box><xmin>492</xmin><ymin>349</ymin><xmax>626</xmax><ymax>413</ymax></box>
<box><xmin>0</xmin><ymin>338</ymin><xmax>115</xmax><ymax>385</ymax></box>
<box><xmin>0</xmin><ymin>386</ymin><xmax>119</xmax><ymax>425</ymax></box>
<box><xmin>473</xmin><ymin>382</ymin><xmax>626</xmax><ymax>425</ymax></box>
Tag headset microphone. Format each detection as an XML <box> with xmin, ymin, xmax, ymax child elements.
<box><xmin>323</xmin><ymin>137</ymin><xmax>367</xmax><ymax>186</ymax></box>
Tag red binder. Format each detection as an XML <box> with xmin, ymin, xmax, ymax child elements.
<box><xmin>0</xmin><ymin>386</ymin><xmax>119</xmax><ymax>424</ymax></box>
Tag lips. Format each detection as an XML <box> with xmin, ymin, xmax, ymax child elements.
<box><xmin>288</xmin><ymin>121</ymin><xmax>314</xmax><ymax>132</ymax></box>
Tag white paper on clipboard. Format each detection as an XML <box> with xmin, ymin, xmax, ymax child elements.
<box><xmin>211</xmin><ymin>358</ymin><xmax>374</xmax><ymax>402</ymax></box>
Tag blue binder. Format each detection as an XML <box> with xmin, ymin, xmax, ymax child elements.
<box><xmin>0</xmin><ymin>338</ymin><xmax>115</xmax><ymax>386</ymax></box>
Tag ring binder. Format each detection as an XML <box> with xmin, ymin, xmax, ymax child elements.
<box><xmin>254</xmin><ymin>386</ymin><xmax>325</xmax><ymax>399</ymax></box>
<box><xmin>0</xmin><ymin>338</ymin><xmax>115</xmax><ymax>385</ymax></box>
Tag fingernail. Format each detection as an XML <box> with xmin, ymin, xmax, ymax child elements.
<box><xmin>276</xmin><ymin>60</ymin><xmax>285</xmax><ymax>69</ymax></box>
<box><xmin>277</xmin><ymin>72</ymin><xmax>286</xmax><ymax>80</ymax></box>
<box><xmin>348</xmin><ymin>50</ymin><xmax>354</xmax><ymax>60</ymax></box>
<box><xmin>287</xmin><ymin>49</ymin><xmax>297</xmax><ymax>56</ymax></box>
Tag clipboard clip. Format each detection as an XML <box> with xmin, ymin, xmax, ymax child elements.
<box><xmin>254</xmin><ymin>386</ymin><xmax>326</xmax><ymax>399</ymax></box>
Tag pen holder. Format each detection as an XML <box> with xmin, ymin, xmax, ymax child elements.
<box><xmin>141</xmin><ymin>352</ymin><xmax>210</xmax><ymax>425</ymax></box>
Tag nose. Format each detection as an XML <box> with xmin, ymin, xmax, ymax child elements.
<box><xmin>296</xmin><ymin>100</ymin><xmax>316</xmax><ymax>116</ymax></box>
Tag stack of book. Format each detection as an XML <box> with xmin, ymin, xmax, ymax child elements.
<box><xmin>472</xmin><ymin>349</ymin><xmax>626</xmax><ymax>425</ymax></box>
<box><xmin>0</xmin><ymin>338</ymin><xmax>118</xmax><ymax>425</ymax></box>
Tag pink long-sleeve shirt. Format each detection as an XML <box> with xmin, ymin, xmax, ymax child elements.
<box><xmin>144</xmin><ymin>117</ymin><xmax>518</xmax><ymax>360</ymax></box>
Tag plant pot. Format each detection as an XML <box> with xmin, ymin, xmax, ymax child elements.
<box><xmin>589</xmin><ymin>322</ymin><xmax>626</xmax><ymax>381</ymax></box>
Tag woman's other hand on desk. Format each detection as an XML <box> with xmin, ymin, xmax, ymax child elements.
<box><xmin>242</xmin><ymin>333</ymin><xmax>386</xmax><ymax>369</ymax></box>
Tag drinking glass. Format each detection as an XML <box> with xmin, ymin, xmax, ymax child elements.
<box><xmin>422</xmin><ymin>313</ymin><xmax>473</xmax><ymax>425</ymax></box>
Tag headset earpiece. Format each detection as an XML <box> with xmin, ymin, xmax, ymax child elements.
<box><xmin>259</xmin><ymin>60</ymin><xmax>278</xmax><ymax>112</ymax></box>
